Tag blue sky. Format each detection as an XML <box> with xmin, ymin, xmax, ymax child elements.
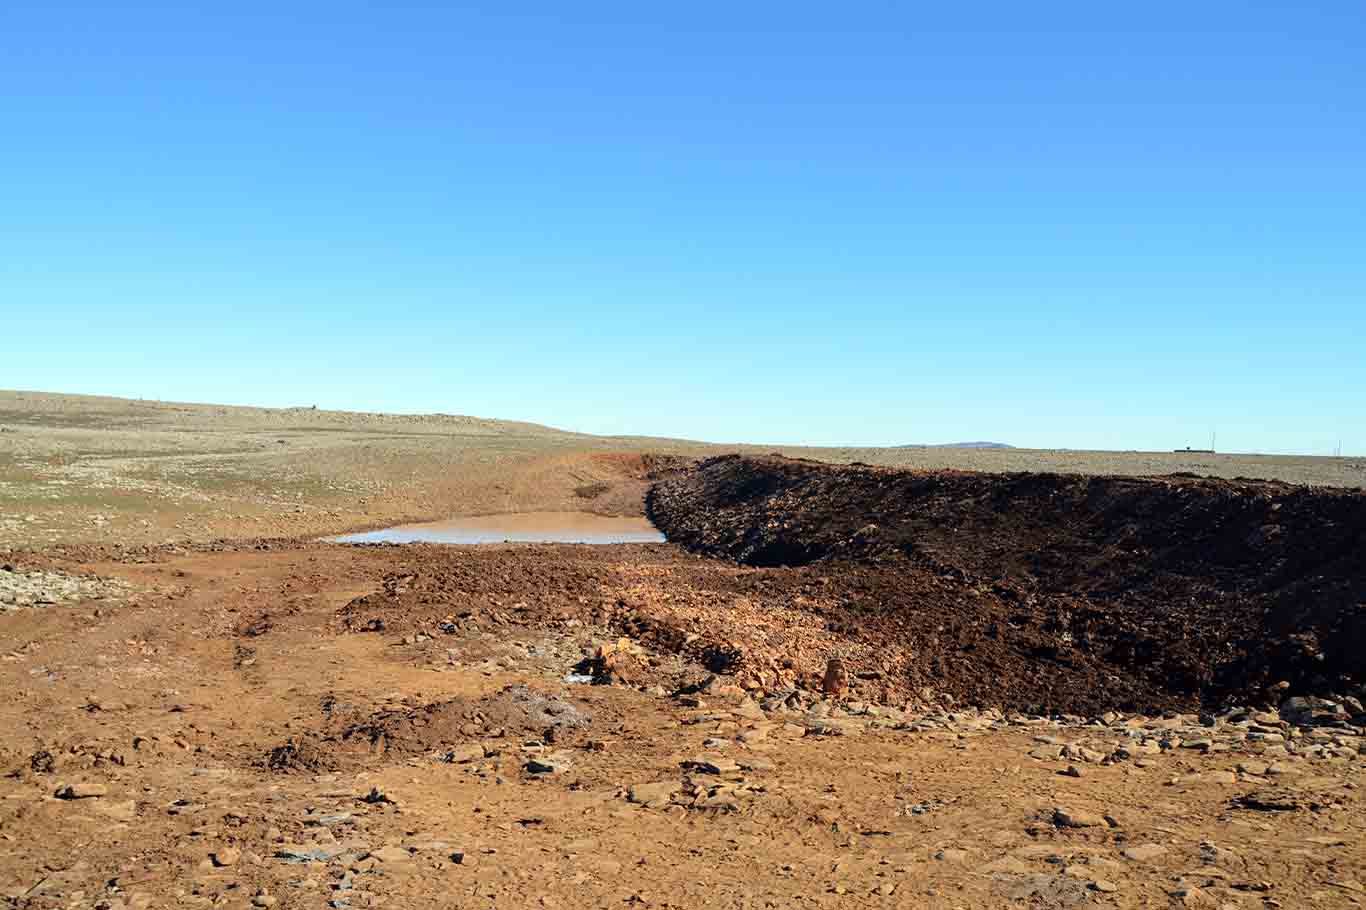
<box><xmin>2</xmin><ymin>2</ymin><xmax>1362</xmax><ymax>453</ymax></box>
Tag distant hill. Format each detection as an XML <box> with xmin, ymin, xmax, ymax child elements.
<box><xmin>897</xmin><ymin>441</ymin><xmax>1014</xmax><ymax>449</ymax></box>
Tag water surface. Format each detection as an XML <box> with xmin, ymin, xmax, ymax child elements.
<box><xmin>332</xmin><ymin>511</ymin><xmax>663</xmax><ymax>545</ymax></box>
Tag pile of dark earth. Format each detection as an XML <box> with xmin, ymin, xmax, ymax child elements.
<box><xmin>647</xmin><ymin>455</ymin><xmax>1366</xmax><ymax>715</ymax></box>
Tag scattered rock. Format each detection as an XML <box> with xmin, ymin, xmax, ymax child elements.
<box><xmin>211</xmin><ymin>847</ymin><xmax>241</xmax><ymax>867</ymax></box>
<box><xmin>804</xmin><ymin>717</ymin><xmax>862</xmax><ymax>737</ymax></box>
<box><xmin>1233</xmin><ymin>788</ymin><xmax>1306</xmax><ymax>812</ymax></box>
<box><xmin>360</xmin><ymin>787</ymin><xmax>396</xmax><ymax>805</ymax></box>
<box><xmin>1053</xmin><ymin>807</ymin><xmax>1104</xmax><ymax>828</ymax></box>
<box><xmin>55</xmin><ymin>782</ymin><xmax>107</xmax><ymax>799</ymax></box>
<box><xmin>370</xmin><ymin>845</ymin><xmax>413</xmax><ymax>864</ymax></box>
<box><xmin>443</xmin><ymin>743</ymin><xmax>486</xmax><ymax>764</ymax></box>
<box><xmin>733</xmin><ymin>699</ymin><xmax>766</xmax><ymax>721</ymax></box>
<box><xmin>822</xmin><ymin>658</ymin><xmax>849</xmax><ymax>696</ymax></box>
<box><xmin>526</xmin><ymin>756</ymin><xmax>569</xmax><ymax>774</ymax></box>
<box><xmin>275</xmin><ymin>844</ymin><xmax>346</xmax><ymax>863</ymax></box>
<box><xmin>628</xmin><ymin>781</ymin><xmax>681</xmax><ymax>807</ymax></box>
<box><xmin>1122</xmin><ymin>844</ymin><xmax>1169</xmax><ymax>862</ymax></box>
<box><xmin>682</xmin><ymin>756</ymin><xmax>740</xmax><ymax>775</ymax></box>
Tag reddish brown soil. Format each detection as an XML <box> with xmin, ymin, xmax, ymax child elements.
<box><xmin>265</xmin><ymin>684</ymin><xmax>603</xmax><ymax>773</ymax></box>
<box><xmin>1</xmin><ymin>535</ymin><xmax>1363</xmax><ymax>908</ymax></box>
<box><xmin>648</xmin><ymin>455</ymin><xmax>1366</xmax><ymax>713</ymax></box>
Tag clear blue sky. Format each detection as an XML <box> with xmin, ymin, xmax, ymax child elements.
<box><xmin>2</xmin><ymin>2</ymin><xmax>1362</xmax><ymax>453</ymax></box>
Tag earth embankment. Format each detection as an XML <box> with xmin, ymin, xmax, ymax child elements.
<box><xmin>648</xmin><ymin>455</ymin><xmax>1366</xmax><ymax>711</ymax></box>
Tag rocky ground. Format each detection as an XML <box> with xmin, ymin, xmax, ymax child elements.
<box><xmin>2</xmin><ymin>395</ymin><xmax>1365</xmax><ymax>909</ymax></box>
<box><xmin>0</xmin><ymin>539</ymin><xmax>1362</xmax><ymax>910</ymax></box>
<box><xmin>0</xmin><ymin>565</ymin><xmax>130</xmax><ymax>612</ymax></box>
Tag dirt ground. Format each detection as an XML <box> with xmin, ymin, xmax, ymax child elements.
<box><xmin>1</xmin><ymin>393</ymin><xmax>1364</xmax><ymax>909</ymax></box>
<box><xmin>1</xmin><ymin>541</ymin><xmax>1363</xmax><ymax>910</ymax></box>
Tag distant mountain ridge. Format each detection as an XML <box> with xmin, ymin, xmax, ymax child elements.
<box><xmin>897</xmin><ymin>441</ymin><xmax>1014</xmax><ymax>449</ymax></box>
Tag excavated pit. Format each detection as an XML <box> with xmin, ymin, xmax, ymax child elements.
<box><xmin>647</xmin><ymin>455</ymin><xmax>1366</xmax><ymax>712</ymax></box>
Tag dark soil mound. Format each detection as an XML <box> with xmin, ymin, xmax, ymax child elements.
<box><xmin>266</xmin><ymin>737</ymin><xmax>336</xmax><ymax>773</ymax></box>
<box><xmin>648</xmin><ymin>455</ymin><xmax>1366</xmax><ymax>711</ymax></box>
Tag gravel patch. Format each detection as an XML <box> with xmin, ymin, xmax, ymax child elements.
<box><xmin>0</xmin><ymin>565</ymin><xmax>131</xmax><ymax>611</ymax></box>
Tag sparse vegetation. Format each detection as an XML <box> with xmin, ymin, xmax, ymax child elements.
<box><xmin>1</xmin><ymin>389</ymin><xmax>1362</xmax><ymax>547</ymax></box>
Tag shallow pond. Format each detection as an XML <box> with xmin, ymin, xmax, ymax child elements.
<box><xmin>331</xmin><ymin>511</ymin><xmax>664</xmax><ymax>545</ymax></box>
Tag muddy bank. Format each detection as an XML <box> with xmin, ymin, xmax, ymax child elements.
<box><xmin>332</xmin><ymin>511</ymin><xmax>664</xmax><ymax>545</ymax></box>
<box><xmin>648</xmin><ymin>455</ymin><xmax>1366</xmax><ymax>710</ymax></box>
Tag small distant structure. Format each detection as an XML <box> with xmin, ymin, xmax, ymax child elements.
<box><xmin>1175</xmin><ymin>431</ymin><xmax>1216</xmax><ymax>454</ymax></box>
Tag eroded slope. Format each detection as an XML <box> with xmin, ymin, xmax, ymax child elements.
<box><xmin>649</xmin><ymin>455</ymin><xmax>1366</xmax><ymax>710</ymax></box>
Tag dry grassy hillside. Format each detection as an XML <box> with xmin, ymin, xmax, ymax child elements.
<box><xmin>2</xmin><ymin>389</ymin><xmax>1362</xmax><ymax>546</ymax></box>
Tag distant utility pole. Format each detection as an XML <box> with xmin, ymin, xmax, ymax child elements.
<box><xmin>1210</xmin><ymin>430</ymin><xmax>1216</xmax><ymax>453</ymax></box>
